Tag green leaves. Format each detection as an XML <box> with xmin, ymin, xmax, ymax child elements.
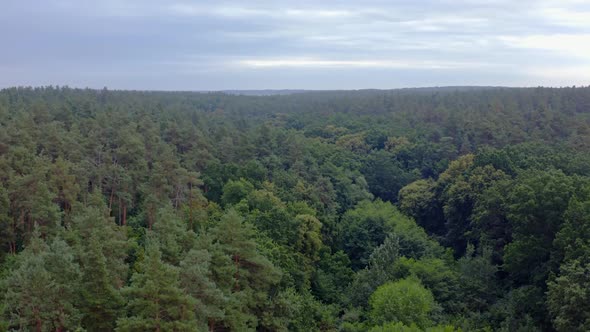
<box><xmin>1</xmin><ymin>86</ymin><xmax>590</xmax><ymax>332</ymax></box>
<box><xmin>369</xmin><ymin>278</ymin><xmax>435</xmax><ymax>328</ymax></box>
<box><xmin>547</xmin><ymin>259</ymin><xmax>590</xmax><ymax>332</ymax></box>
<box><xmin>117</xmin><ymin>244</ymin><xmax>199</xmax><ymax>332</ymax></box>
<box><xmin>79</xmin><ymin>235</ymin><xmax>124</xmax><ymax>331</ymax></box>
<box><xmin>3</xmin><ymin>232</ymin><xmax>81</xmax><ymax>331</ymax></box>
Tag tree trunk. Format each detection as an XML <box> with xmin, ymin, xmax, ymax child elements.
<box><xmin>233</xmin><ymin>254</ymin><xmax>240</xmax><ymax>292</ymax></box>
<box><xmin>27</xmin><ymin>214</ymin><xmax>32</xmax><ymax>236</ymax></box>
<box><xmin>155</xmin><ymin>299</ymin><xmax>161</xmax><ymax>332</ymax></box>
<box><xmin>188</xmin><ymin>183</ymin><xmax>193</xmax><ymax>230</ymax></box>
<box><xmin>118</xmin><ymin>196</ymin><xmax>122</xmax><ymax>225</ymax></box>
<box><xmin>148</xmin><ymin>206</ymin><xmax>154</xmax><ymax>230</ymax></box>
<box><xmin>34</xmin><ymin>308</ymin><xmax>42</xmax><ymax>332</ymax></box>
<box><xmin>109</xmin><ymin>186</ymin><xmax>116</xmax><ymax>211</ymax></box>
<box><xmin>10</xmin><ymin>218</ymin><xmax>17</xmax><ymax>254</ymax></box>
<box><xmin>175</xmin><ymin>187</ymin><xmax>181</xmax><ymax>209</ymax></box>
<box><xmin>56</xmin><ymin>306</ymin><xmax>65</xmax><ymax>332</ymax></box>
<box><xmin>122</xmin><ymin>203</ymin><xmax>127</xmax><ymax>226</ymax></box>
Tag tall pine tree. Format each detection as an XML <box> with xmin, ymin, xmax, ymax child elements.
<box><xmin>79</xmin><ymin>233</ymin><xmax>124</xmax><ymax>331</ymax></box>
<box><xmin>3</xmin><ymin>228</ymin><xmax>81</xmax><ymax>331</ymax></box>
<box><xmin>116</xmin><ymin>242</ymin><xmax>199</xmax><ymax>332</ymax></box>
<box><xmin>209</xmin><ymin>210</ymin><xmax>281</xmax><ymax>330</ymax></box>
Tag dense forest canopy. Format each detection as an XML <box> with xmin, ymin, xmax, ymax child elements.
<box><xmin>1</xmin><ymin>86</ymin><xmax>590</xmax><ymax>331</ymax></box>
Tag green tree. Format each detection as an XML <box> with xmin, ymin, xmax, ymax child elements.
<box><xmin>294</xmin><ymin>214</ymin><xmax>323</xmax><ymax>261</ymax></box>
<box><xmin>151</xmin><ymin>206</ymin><xmax>196</xmax><ymax>265</ymax></box>
<box><xmin>554</xmin><ymin>192</ymin><xmax>590</xmax><ymax>263</ymax></box>
<box><xmin>221</xmin><ymin>178</ymin><xmax>255</xmax><ymax>207</ymax></box>
<box><xmin>547</xmin><ymin>259</ymin><xmax>590</xmax><ymax>332</ymax></box>
<box><xmin>392</xmin><ymin>257</ymin><xmax>462</xmax><ymax>315</ymax></box>
<box><xmin>340</xmin><ymin>200</ymin><xmax>396</xmax><ymax>269</ymax></box>
<box><xmin>347</xmin><ymin>235</ymin><xmax>401</xmax><ymax>308</ymax></box>
<box><xmin>69</xmin><ymin>200</ymin><xmax>130</xmax><ymax>288</ymax></box>
<box><xmin>3</xmin><ymin>230</ymin><xmax>81</xmax><ymax>331</ymax></box>
<box><xmin>362</xmin><ymin>150</ymin><xmax>418</xmax><ymax>202</ymax></box>
<box><xmin>210</xmin><ymin>210</ymin><xmax>281</xmax><ymax>330</ymax></box>
<box><xmin>7</xmin><ymin>158</ymin><xmax>61</xmax><ymax>248</ymax></box>
<box><xmin>79</xmin><ymin>233</ymin><xmax>124</xmax><ymax>331</ymax></box>
<box><xmin>341</xmin><ymin>200</ymin><xmax>443</xmax><ymax>270</ymax></box>
<box><xmin>179</xmin><ymin>249</ymin><xmax>226</xmax><ymax>330</ymax></box>
<box><xmin>369</xmin><ymin>321</ymin><xmax>461</xmax><ymax>332</ymax></box>
<box><xmin>369</xmin><ymin>277</ymin><xmax>435</xmax><ymax>328</ymax></box>
<box><xmin>0</xmin><ymin>186</ymin><xmax>13</xmax><ymax>254</ymax></box>
<box><xmin>313</xmin><ymin>249</ymin><xmax>354</xmax><ymax>304</ymax></box>
<box><xmin>398</xmin><ymin>179</ymin><xmax>444</xmax><ymax>235</ymax></box>
<box><xmin>503</xmin><ymin>170</ymin><xmax>574</xmax><ymax>286</ymax></box>
<box><xmin>117</xmin><ymin>243</ymin><xmax>198</xmax><ymax>332</ymax></box>
<box><xmin>457</xmin><ymin>245</ymin><xmax>499</xmax><ymax>313</ymax></box>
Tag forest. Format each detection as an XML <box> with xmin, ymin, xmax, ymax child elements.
<box><xmin>1</xmin><ymin>86</ymin><xmax>590</xmax><ymax>331</ymax></box>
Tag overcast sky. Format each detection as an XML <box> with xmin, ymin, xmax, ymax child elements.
<box><xmin>1</xmin><ymin>0</ymin><xmax>590</xmax><ymax>90</ymax></box>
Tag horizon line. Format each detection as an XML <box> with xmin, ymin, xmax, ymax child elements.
<box><xmin>1</xmin><ymin>84</ymin><xmax>589</xmax><ymax>94</ymax></box>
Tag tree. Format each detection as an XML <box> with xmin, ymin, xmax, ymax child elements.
<box><xmin>221</xmin><ymin>178</ymin><xmax>255</xmax><ymax>207</ymax></box>
<box><xmin>151</xmin><ymin>206</ymin><xmax>196</xmax><ymax>265</ymax></box>
<box><xmin>312</xmin><ymin>249</ymin><xmax>354</xmax><ymax>304</ymax></box>
<box><xmin>369</xmin><ymin>322</ymin><xmax>461</xmax><ymax>332</ymax></box>
<box><xmin>0</xmin><ymin>186</ymin><xmax>13</xmax><ymax>254</ymax></box>
<box><xmin>70</xmin><ymin>200</ymin><xmax>130</xmax><ymax>288</ymax></box>
<box><xmin>260</xmin><ymin>288</ymin><xmax>338</xmax><ymax>332</ymax></box>
<box><xmin>503</xmin><ymin>170</ymin><xmax>574</xmax><ymax>286</ymax></box>
<box><xmin>392</xmin><ymin>257</ymin><xmax>462</xmax><ymax>315</ymax></box>
<box><xmin>398</xmin><ymin>179</ymin><xmax>444</xmax><ymax>235</ymax></box>
<box><xmin>457</xmin><ymin>245</ymin><xmax>499</xmax><ymax>313</ymax></box>
<box><xmin>117</xmin><ymin>243</ymin><xmax>198</xmax><ymax>332</ymax></box>
<box><xmin>246</xmin><ymin>189</ymin><xmax>298</xmax><ymax>245</ymax></box>
<box><xmin>79</xmin><ymin>233</ymin><xmax>124</xmax><ymax>331</ymax></box>
<box><xmin>341</xmin><ymin>200</ymin><xmax>443</xmax><ymax>270</ymax></box>
<box><xmin>48</xmin><ymin>157</ymin><xmax>80</xmax><ymax>215</ymax></box>
<box><xmin>347</xmin><ymin>235</ymin><xmax>401</xmax><ymax>308</ymax></box>
<box><xmin>7</xmin><ymin>158</ymin><xmax>61</xmax><ymax>248</ymax></box>
<box><xmin>179</xmin><ymin>249</ymin><xmax>226</xmax><ymax>330</ymax></box>
<box><xmin>3</xmin><ymin>230</ymin><xmax>81</xmax><ymax>331</ymax></box>
<box><xmin>547</xmin><ymin>259</ymin><xmax>590</xmax><ymax>332</ymax></box>
<box><xmin>362</xmin><ymin>150</ymin><xmax>418</xmax><ymax>202</ymax></box>
<box><xmin>340</xmin><ymin>200</ymin><xmax>396</xmax><ymax>270</ymax></box>
<box><xmin>369</xmin><ymin>278</ymin><xmax>435</xmax><ymax>328</ymax></box>
<box><xmin>209</xmin><ymin>209</ymin><xmax>281</xmax><ymax>330</ymax></box>
<box><xmin>554</xmin><ymin>192</ymin><xmax>590</xmax><ymax>264</ymax></box>
<box><xmin>439</xmin><ymin>164</ymin><xmax>509</xmax><ymax>256</ymax></box>
<box><xmin>294</xmin><ymin>214</ymin><xmax>323</xmax><ymax>261</ymax></box>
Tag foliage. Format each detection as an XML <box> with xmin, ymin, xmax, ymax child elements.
<box><xmin>369</xmin><ymin>278</ymin><xmax>436</xmax><ymax>328</ymax></box>
<box><xmin>1</xmin><ymin>86</ymin><xmax>590</xmax><ymax>330</ymax></box>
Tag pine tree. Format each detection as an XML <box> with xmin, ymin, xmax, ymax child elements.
<box><xmin>0</xmin><ymin>186</ymin><xmax>13</xmax><ymax>254</ymax></box>
<box><xmin>180</xmin><ymin>249</ymin><xmax>226</xmax><ymax>330</ymax></box>
<box><xmin>116</xmin><ymin>243</ymin><xmax>199</xmax><ymax>332</ymax></box>
<box><xmin>79</xmin><ymin>233</ymin><xmax>124</xmax><ymax>331</ymax></box>
<box><xmin>152</xmin><ymin>206</ymin><xmax>196</xmax><ymax>265</ymax></box>
<box><xmin>3</xmin><ymin>229</ymin><xmax>81</xmax><ymax>331</ymax></box>
<box><xmin>70</xmin><ymin>199</ymin><xmax>130</xmax><ymax>288</ymax></box>
<box><xmin>210</xmin><ymin>210</ymin><xmax>281</xmax><ymax>330</ymax></box>
<box><xmin>3</xmin><ymin>234</ymin><xmax>54</xmax><ymax>331</ymax></box>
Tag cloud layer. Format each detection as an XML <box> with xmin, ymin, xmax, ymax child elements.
<box><xmin>1</xmin><ymin>0</ymin><xmax>589</xmax><ymax>89</ymax></box>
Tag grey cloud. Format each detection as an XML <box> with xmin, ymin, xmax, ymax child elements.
<box><xmin>0</xmin><ymin>0</ymin><xmax>589</xmax><ymax>89</ymax></box>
